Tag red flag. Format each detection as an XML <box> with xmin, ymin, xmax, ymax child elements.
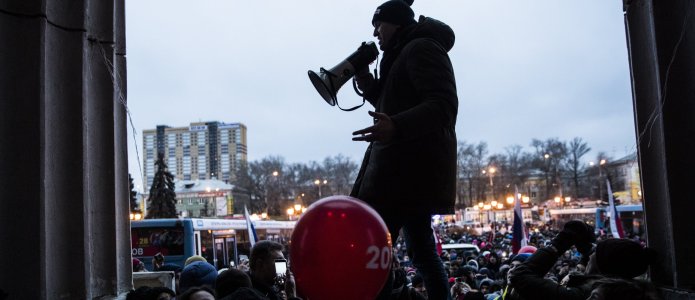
<box><xmin>432</xmin><ymin>225</ymin><xmax>442</xmax><ymax>255</ymax></box>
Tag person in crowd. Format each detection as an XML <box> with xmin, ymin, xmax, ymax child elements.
<box><xmin>491</xmin><ymin>252</ymin><xmax>531</xmax><ymax>300</ymax></box>
<box><xmin>586</xmin><ymin>277</ymin><xmax>660</xmax><ymax>300</ymax></box>
<box><xmin>391</xmin><ymin>267</ymin><xmax>427</xmax><ymax>300</ymax></box>
<box><xmin>478</xmin><ymin>278</ymin><xmax>494</xmax><ymax>295</ymax></box>
<box><xmin>508</xmin><ymin>220</ymin><xmax>658</xmax><ymax>300</ymax></box>
<box><xmin>215</xmin><ymin>267</ymin><xmax>253</xmax><ymax>299</ymax></box>
<box><xmin>410</xmin><ymin>274</ymin><xmax>427</xmax><ymax>299</ymax></box>
<box><xmin>450</xmin><ymin>277</ymin><xmax>475</xmax><ymax>300</ymax></box>
<box><xmin>152</xmin><ymin>252</ymin><xmax>165</xmax><ymax>271</ymax></box>
<box><xmin>157</xmin><ymin>263</ymin><xmax>183</xmax><ymax>294</ymax></box>
<box><xmin>247</xmin><ymin>240</ymin><xmax>300</xmax><ymax>300</ymax></box>
<box><xmin>350</xmin><ymin>0</ymin><xmax>459</xmax><ymax>298</ymax></box>
<box><xmin>177</xmin><ymin>286</ymin><xmax>215</xmax><ymax>300</ymax></box>
<box><xmin>133</xmin><ymin>258</ymin><xmax>147</xmax><ymax>272</ymax></box>
<box><xmin>237</xmin><ymin>257</ymin><xmax>250</xmax><ymax>272</ymax></box>
<box><xmin>459</xmin><ymin>265</ymin><xmax>478</xmax><ymax>289</ymax></box>
<box><xmin>179</xmin><ymin>261</ymin><xmax>217</xmax><ymax>295</ymax></box>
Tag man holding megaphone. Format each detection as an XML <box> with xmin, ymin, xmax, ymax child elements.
<box><xmin>349</xmin><ymin>1</ymin><xmax>459</xmax><ymax>299</ymax></box>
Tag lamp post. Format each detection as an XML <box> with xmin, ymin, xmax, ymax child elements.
<box><xmin>483</xmin><ymin>167</ymin><xmax>496</xmax><ymax>200</ymax></box>
<box><xmin>544</xmin><ymin>153</ymin><xmax>551</xmax><ymax>201</ymax></box>
<box><xmin>599</xmin><ymin>159</ymin><xmax>606</xmax><ymax>201</ymax></box>
<box><xmin>314</xmin><ymin>179</ymin><xmax>328</xmax><ymax>198</ymax></box>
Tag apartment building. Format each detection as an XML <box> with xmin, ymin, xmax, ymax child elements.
<box><xmin>143</xmin><ymin>121</ymin><xmax>247</xmax><ymax>187</ymax></box>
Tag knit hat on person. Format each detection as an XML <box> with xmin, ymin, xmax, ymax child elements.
<box><xmin>179</xmin><ymin>261</ymin><xmax>218</xmax><ymax>293</ymax></box>
<box><xmin>132</xmin><ymin>258</ymin><xmax>145</xmax><ymax>271</ymax></box>
<box><xmin>467</xmin><ymin>259</ymin><xmax>479</xmax><ymax>272</ymax></box>
<box><xmin>595</xmin><ymin>238</ymin><xmax>651</xmax><ymax>279</ymax></box>
<box><xmin>184</xmin><ymin>255</ymin><xmax>208</xmax><ymax>267</ymax></box>
<box><xmin>478</xmin><ymin>278</ymin><xmax>494</xmax><ymax>290</ymax></box>
<box><xmin>372</xmin><ymin>0</ymin><xmax>417</xmax><ymax>26</ymax></box>
<box><xmin>511</xmin><ymin>253</ymin><xmax>532</xmax><ymax>263</ymax></box>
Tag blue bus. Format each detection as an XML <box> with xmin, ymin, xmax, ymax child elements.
<box><xmin>547</xmin><ymin>204</ymin><xmax>644</xmax><ymax>237</ymax></box>
<box><xmin>595</xmin><ymin>204</ymin><xmax>644</xmax><ymax>237</ymax></box>
<box><xmin>131</xmin><ymin>218</ymin><xmax>295</xmax><ymax>270</ymax></box>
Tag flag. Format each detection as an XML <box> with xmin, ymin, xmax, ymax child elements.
<box><xmin>511</xmin><ymin>185</ymin><xmax>527</xmax><ymax>255</ymax></box>
<box><xmin>244</xmin><ymin>206</ymin><xmax>259</xmax><ymax>247</ymax></box>
<box><xmin>606</xmin><ymin>179</ymin><xmax>625</xmax><ymax>238</ymax></box>
<box><xmin>432</xmin><ymin>224</ymin><xmax>442</xmax><ymax>255</ymax></box>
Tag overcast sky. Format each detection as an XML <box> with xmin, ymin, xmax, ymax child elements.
<box><xmin>125</xmin><ymin>0</ymin><xmax>636</xmax><ymax>190</ymax></box>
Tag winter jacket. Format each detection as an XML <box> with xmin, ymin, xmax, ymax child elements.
<box><xmin>507</xmin><ymin>248</ymin><xmax>603</xmax><ymax>300</ymax></box>
<box><xmin>351</xmin><ymin>16</ymin><xmax>458</xmax><ymax>215</ymax></box>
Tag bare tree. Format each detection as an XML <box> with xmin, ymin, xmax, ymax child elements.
<box><xmin>531</xmin><ymin>138</ymin><xmax>568</xmax><ymax>201</ymax></box>
<box><xmin>565</xmin><ymin>137</ymin><xmax>591</xmax><ymax>199</ymax></box>
<box><xmin>457</xmin><ymin>141</ymin><xmax>489</xmax><ymax>207</ymax></box>
<box><xmin>504</xmin><ymin>145</ymin><xmax>533</xmax><ymax>193</ymax></box>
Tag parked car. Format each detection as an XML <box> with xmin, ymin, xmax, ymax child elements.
<box><xmin>441</xmin><ymin>243</ymin><xmax>480</xmax><ymax>257</ymax></box>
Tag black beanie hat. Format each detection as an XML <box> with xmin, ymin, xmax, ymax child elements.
<box><xmin>595</xmin><ymin>239</ymin><xmax>650</xmax><ymax>279</ymax></box>
<box><xmin>372</xmin><ymin>0</ymin><xmax>417</xmax><ymax>26</ymax></box>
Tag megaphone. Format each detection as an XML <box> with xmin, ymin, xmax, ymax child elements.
<box><xmin>308</xmin><ymin>41</ymin><xmax>379</xmax><ymax>111</ymax></box>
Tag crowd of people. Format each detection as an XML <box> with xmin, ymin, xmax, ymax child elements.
<box><xmin>128</xmin><ymin>240</ymin><xmax>299</xmax><ymax>300</ymax></box>
<box><xmin>127</xmin><ymin>220</ymin><xmax>661</xmax><ymax>300</ymax></box>
<box><xmin>127</xmin><ymin>0</ymin><xmax>661</xmax><ymax>297</ymax></box>
<box><xmin>385</xmin><ymin>220</ymin><xmax>660</xmax><ymax>300</ymax></box>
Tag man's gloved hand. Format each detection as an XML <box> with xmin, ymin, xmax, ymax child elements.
<box><xmin>552</xmin><ymin>220</ymin><xmax>596</xmax><ymax>254</ymax></box>
<box><xmin>354</xmin><ymin>66</ymin><xmax>374</xmax><ymax>92</ymax></box>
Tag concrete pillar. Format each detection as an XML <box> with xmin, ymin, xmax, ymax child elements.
<box><xmin>624</xmin><ymin>0</ymin><xmax>695</xmax><ymax>297</ymax></box>
<box><xmin>0</xmin><ymin>0</ymin><xmax>130</xmax><ymax>298</ymax></box>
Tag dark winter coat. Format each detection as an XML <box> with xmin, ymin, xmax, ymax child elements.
<box><xmin>351</xmin><ymin>16</ymin><xmax>458</xmax><ymax>215</ymax></box>
<box><xmin>507</xmin><ymin>248</ymin><xmax>603</xmax><ymax>300</ymax></box>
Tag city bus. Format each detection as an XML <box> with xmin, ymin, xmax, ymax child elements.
<box><xmin>131</xmin><ymin>218</ymin><xmax>295</xmax><ymax>270</ymax></box>
<box><xmin>547</xmin><ymin>207</ymin><xmax>598</xmax><ymax>229</ymax></box>
<box><xmin>547</xmin><ymin>204</ymin><xmax>644</xmax><ymax>237</ymax></box>
<box><xmin>595</xmin><ymin>204</ymin><xmax>644</xmax><ymax>237</ymax></box>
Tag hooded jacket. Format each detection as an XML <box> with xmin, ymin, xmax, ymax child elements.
<box><xmin>351</xmin><ymin>16</ymin><xmax>458</xmax><ymax>215</ymax></box>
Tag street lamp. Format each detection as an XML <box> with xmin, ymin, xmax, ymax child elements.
<box><xmin>129</xmin><ymin>212</ymin><xmax>142</xmax><ymax>220</ymax></box>
<box><xmin>286</xmin><ymin>208</ymin><xmax>295</xmax><ymax>220</ymax></box>
<box><xmin>598</xmin><ymin>159</ymin><xmax>607</xmax><ymax>201</ymax></box>
<box><xmin>315</xmin><ymin>179</ymin><xmax>328</xmax><ymax>198</ymax></box>
<box><xmin>484</xmin><ymin>166</ymin><xmax>496</xmax><ymax>200</ymax></box>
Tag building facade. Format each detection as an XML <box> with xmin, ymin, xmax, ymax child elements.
<box><xmin>603</xmin><ymin>153</ymin><xmax>642</xmax><ymax>205</ymax></box>
<box><xmin>143</xmin><ymin>121</ymin><xmax>247</xmax><ymax>188</ymax></box>
<box><xmin>174</xmin><ymin>179</ymin><xmax>235</xmax><ymax>218</ymax></box>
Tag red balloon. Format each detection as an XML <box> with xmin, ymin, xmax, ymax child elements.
<box><xmin>290</xmin><ymin>196</ymin><xmax>392</xmax><ymax>300</ymax></box>
<box><xmin>519</xmin><ymin>245</ymin><xmax>538</xmax><ymax>254</ymax></box>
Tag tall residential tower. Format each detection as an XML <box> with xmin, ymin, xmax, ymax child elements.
<box><xmin>142</xmin><ymin>121</ymin><xmax>247</xmax><ymax>188</ymax></box>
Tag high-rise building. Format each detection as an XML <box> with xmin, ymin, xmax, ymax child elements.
<box><xmin>142</xmin><ymin>121</ymin><xmax>247</xmax><ymax>188</ymax></box>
